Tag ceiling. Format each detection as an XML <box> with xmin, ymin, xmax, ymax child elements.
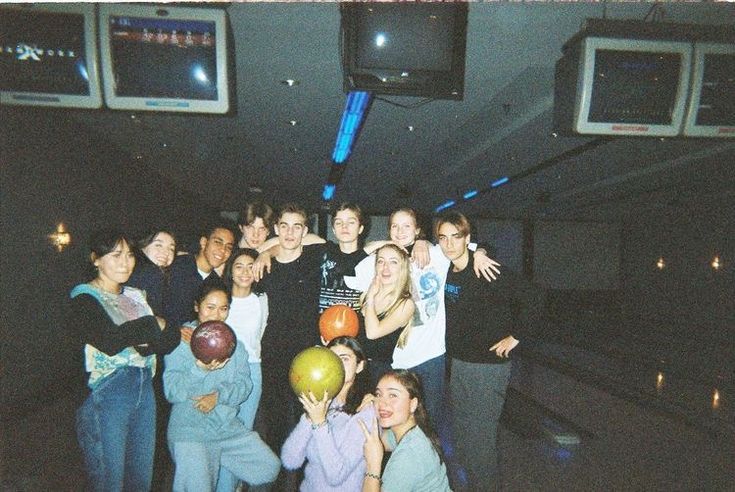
<box><xmin>16</xmin><ymin>2</ymin><xmax>735</xmax><ymax>219</ymax></box>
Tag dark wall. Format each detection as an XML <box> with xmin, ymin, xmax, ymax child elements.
<box><xmin>0</xmin><ymin>108</ymin><xmax>218</xmax><ymax>413</ymax></box>
<box><xmin>619</xmin><ymin>198</ymin><xmax>734</xmax><ymax>381</ymax></box>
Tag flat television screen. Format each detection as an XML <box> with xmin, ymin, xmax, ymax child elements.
<box><xmin>341</xmin><ymin>3</ymin><xmax>468</xmax><ymax>100</ymax></box>
<box><xmin>99</xmin><ymin>4</ymin><xmax>230</xmax><ymax>114</ymax></box>
<box><xmin>0</xmin><ymin>4</ymin><xmax>102</xmax><ymax>109</ymax></box>
<box><xmin>555</xmin><ymin>37</ymin><xmax>692</xmax><ymax>137</ymax></box>
<box><xmin>683</xmin><ymin>43</ymin><xmax>735</xmax><ymax>137</ymax></box>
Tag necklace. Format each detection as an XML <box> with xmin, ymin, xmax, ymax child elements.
<box><xmin>91</xmin><ymin>278</ymin><xmax>121</xmax><ymax>295</ymax></box>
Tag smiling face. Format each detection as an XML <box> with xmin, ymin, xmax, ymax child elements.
<box><xmin>142</xmin><ymin>232</ymin><xmax>176</xmax><ymax>268</ymax></box>
<box><xmin>200</xmin><ymin>228</ymin><xmax>235</xmax><ymax>270</ymax></box>
<box><xmin>194</xmin><ymin>290</ymin><xmax>230</xmax><ymax>323</ymax></box>
<box><xmin>231</xmin><ymin>252</ymin><xmax>256</xmax><ymax>292</ymax></box>
<box><xmin>389</xmin><ymin>210</ymin><xmax>420</xmax><ymax>248</ymax></box>
<box><xmin>375</xmin><ymin>375</ymin><xmax>418</xmax><ymax>430</ymax></box>
<box><xmin>94</xmin><ymin>240</ymin><xmax>136</xmax><ymax>290</ymax></box>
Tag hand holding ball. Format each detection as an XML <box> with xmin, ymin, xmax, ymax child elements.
<box><xmin>289</xmin><ymin>346</ymin><xmax>345</xmax><ymax>399</ymax></box>
<box><xmin>190</xmin><ymin>320</ymin><xmax>237</xmax><ymax>365</ymax></box>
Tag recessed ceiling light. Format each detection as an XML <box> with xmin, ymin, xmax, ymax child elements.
<box><xmin>281</xmin><ymin>79</ymin><xmax>299</xmax><ymax>87</ymax></box>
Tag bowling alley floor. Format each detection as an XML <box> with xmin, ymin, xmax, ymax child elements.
<box><xmin>2</xmin><ymin>342</ymin><xmax>733</xmax><ymax>491</ymax></box>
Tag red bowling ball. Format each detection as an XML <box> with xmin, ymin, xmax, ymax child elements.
<box><xmin>190</xmin><ymin>320</ymin><xmax>237</xmax><ymax>364</ymax></box>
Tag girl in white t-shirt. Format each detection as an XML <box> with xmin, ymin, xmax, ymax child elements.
<box><xmin>219</xmin><ymin>248</ymin><xmax>269</xmax><ymax>492</ymax></box>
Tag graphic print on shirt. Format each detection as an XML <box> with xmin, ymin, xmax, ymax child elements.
<box><xmin>319</xmin><ymin>250</ymin><xmax>363</xmax><ymax>312</ymax></box>
<box><xmin>411</xmin><ymin>268</ymin><xmax>442</xmax><ymax>327</ymax></box>
<box><xmin>445</xmin><ymin>281</ymin><xmax>461</xmax><ymax>304</ymax></box>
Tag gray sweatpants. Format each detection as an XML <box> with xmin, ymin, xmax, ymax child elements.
<box><xmin>450</xmin><ymin>358</ymin><xmax>511</xmax><ymax>492</ymax></box>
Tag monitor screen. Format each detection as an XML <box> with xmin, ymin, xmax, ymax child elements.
<box><xmin>0</xmin><ymin>4</ymin><xmax>102</xmax><ymax>108</ymax></box>
<box><xmin>589</xmin><ymin>50</ymin><xmax>682</xmax><ymax>125</ymax></box>
<box><xmin>99</xmin><ymin>5</ymin><xmax>230</xmax><ymax>114</ymax></box>
<box><xmin>684</xmin><ymin>43</ymin><xmax>735</xmax><ymax>137</ymax></box>
<box><xmin>342</xmin><ymin>3</ymin><xmax>467</xmax><ymax>100</ymax></box>
<box><xmin>572</xmin><ymin>37</ymin><xmax>691</xmax><ymax>136</ymax></box>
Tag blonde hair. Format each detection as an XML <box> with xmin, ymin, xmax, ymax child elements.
<box><xmin>361</xmin><ymin>244</ymin><xmax>414</xmax><ymax>348</ymax></box>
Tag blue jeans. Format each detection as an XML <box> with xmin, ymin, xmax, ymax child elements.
<box><xmin>76</xmin><ymin>366</ymin><xmax>155</xmax><ymax>492</ymax></box>
<box><xmin>216</xmin><ymin>362</ymin><xmax>262</xmax><ymax>492</ymax></box>
<box><xmin>409</xmin><ymin>353</ymin><xmax>446</xmax><ymax>428</ymax></box>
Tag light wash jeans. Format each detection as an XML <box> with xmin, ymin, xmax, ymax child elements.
<box><xmin>76</xmin><ymin>366</ymin><xmax>155</xmax><ymax>492</ymax></box>
<box><xmin>216</xmin><ymin>362</ymin><xmax>262</xmax><ymax>492</ymax></box>
<box><xmin>409</xmin><ymin>353</ymin><xmax>446</xmax><ymax>428</ymax></box>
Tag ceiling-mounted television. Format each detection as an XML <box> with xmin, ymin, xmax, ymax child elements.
<box><xmin>99</xmin><ymin>4</ymin><xmax>230</xmax><ymax>114</ymax></box>
<box><xmin>683</xmin><ymin>43</ymin><xmax>735</xmax><ymax>137</ymax></box>
<box><xmin>0</xmin><ymin>4</ymin><xmax>102</xmax><ymax>109</ymax></box>
<box><xmin>554</xmin><ymin>36</ymin><xmax>692</xmax><ymax>137</ymax></box>
<box><xmin>341</xmin><ymin>3</ymin><xmax>468</xmax><ymax>100</ymax></box>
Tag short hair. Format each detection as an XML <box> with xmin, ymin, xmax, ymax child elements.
<box><xmin>276</xmin><ymin>203</ymin><xmax>308</xmax><ymax>224</ymax></box>
<box><xmin>201</xmin><ymin>220</ymin><xmax>236</xmax><ymax>241</ymax></box>
<box><xmin>433</xmin><ymin>211</ymin><xmax>471</xmax><ymax>240</ymax></box>
<box><xmin>332</xmin><ymin>202</ymin><xmax>363</xmax><ymax>226</ymax></box>
<box><xmin>237</xmin><ymin>202</ymin><xmax>274</xmax><ymax>228</ymax></box>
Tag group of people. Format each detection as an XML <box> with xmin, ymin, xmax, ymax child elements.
<box><xmin>70</xmin><ymin>200</ymin><xmax>537</xmax><ymax>492</ymax></box>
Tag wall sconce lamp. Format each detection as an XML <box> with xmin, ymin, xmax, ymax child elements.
<box><xmin>656</xmin><ymin>257</ymin><xmax>665</xmax><ymax>270</ymax></box>
<box><xmin>711</xmin><ymin>256</ymin><xmax>722</xmax><ymax>271</ymax></box>
<box><xmin>49</xmin><ymin>223</ymin><xmax>71</xmax><ymax>252</ymax></box>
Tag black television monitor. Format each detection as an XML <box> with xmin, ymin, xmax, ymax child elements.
<box><xmin>341</xmin><ymin>3</ymin><xmax>468</xmax><ymax>100</ymax></box>
<box><xmin>0</xmin><ymin>4</ymin><xmax>102</xmax><ymax>109</ymax></box>
<box><xmin>683</xmin><ymin>43</ymin><xmax>735</xmax><ymax>137</ymax></box>
<box><xmin>554</xmin><ymin>36</ymin><xmax>692</xmax><ymax>137</ymax></box>
<box><xmin>99</xmin><ymin>4</ymin><xmax>230</xmax><ymax>114</ymax></box>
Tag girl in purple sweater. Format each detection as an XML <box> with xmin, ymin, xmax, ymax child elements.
<box><xmin>281</xmin><ymin>337</ymin><xmax>376</xmax><ymax>491</ymax></box>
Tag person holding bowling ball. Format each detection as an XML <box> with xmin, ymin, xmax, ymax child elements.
<box><xmin>164</xmin><ymin>284</ymin><xmax>280</xmax><ymax>492</ymax></box>
<box><xmin>281</xmin><ymin>337</ymin><xmax>376</xmax><ymax>492</ymax></box>
<box><xmin>358</xmin><ymin>370</ymin><xmax>451</xmax><ymax>492</ymax></box>
<box><xmin>70</xmin><ymin>229</ymin><xmax>181</xmax><ymax>491</ymax></box>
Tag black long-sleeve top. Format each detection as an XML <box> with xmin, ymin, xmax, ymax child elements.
<box><xmin>444</xmin><ymin>257</ymin><xmax>538</xmax><ymax>364</ymax></box>
<box><xmin>69</xmin><ymin>292</ymin><xmax>181</xmax><ymax>357</ymax></box>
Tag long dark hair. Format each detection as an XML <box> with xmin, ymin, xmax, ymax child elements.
<box><xmin>222</xmin><ymin>248</ymin><xmax>263</xmax><ymax>295</ymax></box>
<box><xmin>380</xmin><ymin>369</ymin><xmax>444</xmax><ymax>462</ymax></box>
<box><xmin>327</xmin><ymin>336</ymin><xmax>369</xmax><ymax>415</ymax></box>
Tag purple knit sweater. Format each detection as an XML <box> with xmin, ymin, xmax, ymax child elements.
<box><xmin>281</xmin><ymin>401</ymin><xmax>376</xmax><ymax>492</ymax></box>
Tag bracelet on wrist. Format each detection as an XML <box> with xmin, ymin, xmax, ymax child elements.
<box><xmin>364</xmin><ymin>471</ymin><xmax>382</xmax><ymax>483</ymax></box>
<box><xmin>310</xmin><ymin>420</ymin><xmax>327</xmax><ymax>430</ymax></box>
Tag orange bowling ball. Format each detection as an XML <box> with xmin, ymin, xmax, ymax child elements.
<box><xmin>319</xmin><ymin>304</ymin><xmax>359</xmax><ymax>342</ymax></box>
<box><xmin>289</xmin><ymin>346</ymin><xmax>345</xmax><ymax>399</ymax></box>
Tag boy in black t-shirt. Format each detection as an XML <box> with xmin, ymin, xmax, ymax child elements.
<box><xmin>437</xmin><ymin>211</ymin><xmax>536</xmax><ymax>492</ymax></box>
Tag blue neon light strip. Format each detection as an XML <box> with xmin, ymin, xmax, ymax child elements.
<box><xmin>463</xmin><ymin>189</ymin><xmax>478</xmax><ymax>200</ymax></box>
<box><xmin>491</xmin><ymin>176</ymin><xmax>509</xmax><ymax>188</ymax></box>
<box><xmin>434</xmin><ymin>200</ymin><xmax>456</xmax><ymax>212</ymax></box>
<box><xmin>322</xmin><ymin>184</ymin><xmax>336</xmax><ymax>201</ymax></box>
<box><xmin>331</xmin><ymin>91</ymin><xmax>371</xmax><ymax>164</ymax></box>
